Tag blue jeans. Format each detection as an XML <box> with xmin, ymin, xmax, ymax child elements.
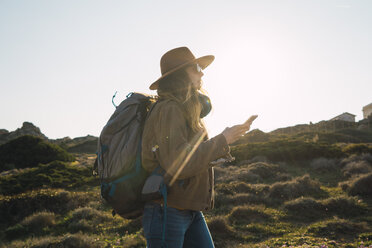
<box><xmin>142</xmin><ymin>202</ymin><xmax>215</xmax><ymax>248</ymax></box>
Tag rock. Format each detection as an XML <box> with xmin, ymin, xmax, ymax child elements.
<box><xmin>0</xmin><ymin>129</ymin><xmax>9</xmax><ymax>135</ymax></box>
<box><xmin>0</xmin><ymin>122</ymin><xmax>48</xmax><ymax>145</ymax></box>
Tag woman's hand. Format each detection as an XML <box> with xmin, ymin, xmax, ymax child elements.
<box><xmin>222</xmin><ymin>115</ymin><xmax>258</xmax><ymax>144</ymax></box>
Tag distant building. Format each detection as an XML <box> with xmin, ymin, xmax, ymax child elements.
<box><xmin>362</xmin><ymin>103</ymin><xmax>372</xmax><ymax>119</ymax></box>
<box><xmin>330</xmin><ymin>112</ymin><xmax>356</xmax><ymax>122</ymax></box>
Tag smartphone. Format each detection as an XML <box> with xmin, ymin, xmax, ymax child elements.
<box><xmin>244</xmin><ymin>115</ymin><xmax>258</xmax><ymax>126</ymax></box>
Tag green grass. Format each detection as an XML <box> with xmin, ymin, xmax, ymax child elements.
<box><xmin>0</xmin><ymin>133</ymin><xmax>371</xmax><ymax>248</ymax></box>
<box><xmin>0</xmin><ymin>161</ymin><xmax>99</xmax><ymax>195</ymax></box>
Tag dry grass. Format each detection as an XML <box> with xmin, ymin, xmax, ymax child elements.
<box><xmin>307</xmin><ymin>218</ymin><xmax>370</xmax><ymax>240</ymax></box>
<box><xmin>283</xmin><ymin>197</ymin><xmax>325</xmax><ymax>221</ymax></box>
<box><xmin>283</xmin><ymin>195</ymin><xmax>367</xmax><ymax>222</ymax></box>
<box><xmin>342</xmin><ymin>160</ymin><xmax>371</xmax><ymax>177</ymax></box>
<box><xmin>347</xmin><ymin>172</ymin><xmax>372</xmax><ymax>197</ymax></box>
<box><xmin>70</xmin><ymin>207</ymin><xmax>112</xmax><ymax>222</ymax></box>
<box><xmin>215</xmin><ymin>182</ymin><xmax>269</xmax><ymax>196</ymax></box>
<box><xmin>228</xmin><ymin>205</ymin><xmax>273</xmax><ymax>225</ymax></box>
<box><xmin>215</xmin><ymin>193</ymin><xmax>267</xmax><ymax>208</ymax></box>
<box><xmin>21</xmin><ymin>211</ymin><xmax>56</xmax><ymax>229</ymax></box>
<box><xmin>215</xmin><ymin>162</ymin><xmax>286</xmax><ymax>184</ymax></box>
<box><xmin>207</xmin><ymin>216</ymin><xmax>235</xmax><ymax>238</ymax></box>
<box><xmin>5</xmin><ymin>233</ymin><xmax>105</xmax><ymax>248</ymax></box>
<box><xmin>268</xmin><ymin>175</ymin><xmax>324</xmax><ymax>201</ymax></box>
<box><xmin>310</xmin><ymin>157</ymin><xmax>338</xmax><ymax>172</ymax></box>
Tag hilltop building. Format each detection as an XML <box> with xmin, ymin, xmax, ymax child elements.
<box><xmin>330</xmin><ymin>112</ymin><xmax>356</xmax><ymax>122</ymax></box>
<box><xmin>363</xmin><ymin>103</ymin><xmax>372</xmax><ymax>119</ymax></box>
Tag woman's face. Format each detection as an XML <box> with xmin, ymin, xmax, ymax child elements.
<box><xmin>185</xmin><ymin>64</ymin><xmax>204</xmax><ymax>90</ymax></box>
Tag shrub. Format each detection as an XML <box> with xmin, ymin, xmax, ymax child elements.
<box><xmin>321</xmin><ymin>196</ymin><xmax>368</xmax><ymax>217</ymax></box>
<box><xmin>0</xmin><ymin>161</ymin><xmax>99</xmax><ymax>195</ymax></box>
<box><xmin>207</xmin><ymin>216</ymin><xmax>235</xmax><ymax>238</ymax></box>
<box><xmin>4</xmin><ymin>224</ymin><xmax>29</xmax><ymax>240</ymax></box>
<box><xmin>68</xmin><ymin>219</ymin><xmax>93</xmax><ymax>233</ymax></box>
<box><xmin>283</xmin><ymin>195</ymin><xmax>368</xmax><ymax>222</ymax></box>
<box><xmin>214</xmin><ymin>165</ymin><xmax>262</xmax><ymax>184</ymax></box>
<box><xmin>21</xmin><ymin>211</ymin><xmax>56</xmax><ymax>229</ymax></box>
<box><xmin>121</xmin><ymin>233</ymin><xmax>146</xmax><ymax>248</ymax></box>
<box><xmin>214</xmin><ymin>162</ymin><xmax>285</xmax><ymax>184</ymax></box>
<box><xmin>216</xmin><ymin>182</ymin><xmax>269</xmax><ymax>196</ymax></box>
<box><xmin>347</xmin><ymin>173</ymin><xmax>372</xmax><ymax>197</ymax></box>
<box><xmin>342</xmin><ymin>143</ymin><xmax>372</xmax><ymax>155</ymax></box>
<box><xmin>0</xmin><ymin>189</ymin><xmax>95</xmax><ymax>227</ymax></box>
<box><xmin>228</xmin><ymin>205</ymin><xmax>272</xmax><ymax>224</ymax></box>
<box><xmin>60</xmin><ymin>233</ymin><xmax>102</xmax><ymax>248</ymax></box>
<box><xmin>237</xmin><ymin>156</ymin><xmax>269</xmax><ymax>165</ymax></box>
<box><xmin>340</xmin><ymin>153</ymin><xmax>372</xmax><ymax>167</ymax></box>
<box><xmin>283</xmin><ymin>197</ymin><xmax>325</xmax><ymax>221</ymax></box>
<box><xmin>0</xmin><ymin>135</ymin><xmax>74</xmax><ymax>172</ymax></box>
<box><xmin>4</xmin><ymin>233</ymin><xmax>104</xmax><ymax>248</ymax></box>
<box><xmin>268</xmin><ymin>175</ymin><xmax>324</xmax><ymax>201</ymax></box>
<box><xmin>70</xmin><ymin>207</ymin><xmax>112</xmax><ymax>223</ymax></box>
<box><xmin>231</xmin><ymin>139</ymin><xmax>344</xmax><ymax>163</ymax></box>
<box><xmin>342</xmin><ymin>161</ymin><xmax>371</xmax><ymax>177</ymax></box>
<box><xmin>310</xmin><ymin>157</ymin><xmax>338</xmax><ymax>172</ymax></box>
<box><xmin>215</xmin><ymin>193</ymin><xmax>267</xmax><ymax>207</ymax></box>
<box><xmin>67</xmin><ymin>140</ymin><xmax>98</xmax><ymax>154</ymax></box>
<box><xmin>245</xmin><ymin>162</ymin><xmax>282</xmax><ymax>179</ymax></box>
<box><xmin>307</xmin><ymin>218</ymin><xmax>369</xmax><ymax>240</ymax></box>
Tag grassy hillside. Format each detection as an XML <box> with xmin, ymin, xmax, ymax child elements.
<box><xmin>0</xmin><ymin>129</ymin><xmax>371</xmax><ymax>247</ymax></box>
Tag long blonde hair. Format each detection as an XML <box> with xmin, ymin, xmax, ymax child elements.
<box><xmin>157</xmin><ymin>67</ymin><xmax>203</xmax><ymax>133</ymax></box>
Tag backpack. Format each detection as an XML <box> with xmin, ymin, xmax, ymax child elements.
<box><xmin>96</xmin><ymin>92</ymin><xmax>156</xmax><ymax>219</ymax></box>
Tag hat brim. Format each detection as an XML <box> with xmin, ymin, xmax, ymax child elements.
<box><xmin>149</xmin><ymin>55</ymin><xmax>215</xmax><ymax>90</ymax></box>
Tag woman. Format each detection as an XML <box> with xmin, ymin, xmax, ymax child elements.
<box><xmin>141</xmin><ymin>47</ymin><xmax>257</xmax><ymax>247</ymax></box>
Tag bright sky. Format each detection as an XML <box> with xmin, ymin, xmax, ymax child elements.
<box><xmin>1</xmin><ymin>0</ymin><xmax>371</xmax><ymax>139</ymax></box>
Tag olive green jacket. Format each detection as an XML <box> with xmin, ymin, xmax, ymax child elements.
<box><xmin>141</xmin><ymin>99</ymin><xmax>230</xmax><ymax>211</ymax></box>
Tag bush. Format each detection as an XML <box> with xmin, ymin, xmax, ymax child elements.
<box><xmin>70</xmin><ymin>207</ymin><xmax>112</xmax><ymax>223</ymax></box>
<box><xmin>232</xmin><ymin>140</ymin><xmax>344</xmax><ymax>163</ymax></box>
<box><xmin>214</xmin><ymin>162</ymin><xmax>285</xmax><ymax>184</ymax></box>
<box><xmin>342</xmin><ymin>161</ymin><xmax>371</xmax><ymax>177</ymax></box>
<box><xmin>342</xmin><ymin>143</ymin><xmax>372</xmax><ymax>155</ymax></box>
<box><xmin>310</xmin><ymin>158</ymin><xmax>338</xmax><ymax>172</ymax></box>
<box><xmin>68</xmin><ymin>219</ymin><xmax>93</xmax><ymax>233</ymax></box>
<box><xmin>307</xmin><ymin>218</ymin><xmax>369</xmax><ymax>240</ymax></box>
<box><xmin>321</xmin><ymin>196</ymin><xmax>368</xmax><ymax>217</ymax></box>
<box><xmin>340</xmin><ymin>153</ymin><xmax>372</xmax><ymax>167</ymax></box>
<box><xmin>60</xmin><ymin>233</ymin><xmax>103</xmax><ymax>248</ymax></box>
<box><xmin>0</xmin><ymin>189</ymin><xmax>95</xmax><ymax>227</ymax></box>
<box><xmin>21</xmin><ymin>211</ymin><xmax>56</xmax><ymax>229</ymax></box>
<box><xmin>207</xmin><ymin>216</ymin><xmax>235</xmax><ymax>238</ymax></box>
<box><xmin>215</xmin><ymin>193</ymin><xmax>267</xmax><ymax>208</ymax></box>
<box><xmin>0</xmin><ymin>161</ymin><xmax>99</xmax><ymax>195</ymax></box>
<box><xmin>283</xmin><ymin>197</ymin><xmax>325</xmax><ymax>221</ymax></box>
<box><xmin>4</xmin><ymin>224</ymin><xmax>29</xmax><ymax>240</ymax></box>
<box><xmin>0</xmin><ymin>135</ymin><xmax>74</xmax><ymax>172</ymax></box>
<box><xmin>228</xmin><ymin>205</ymin><xmax>272</xmax><ymax>224</ymax></box>
<box><xmin>245</xmin><ymin>162</ymin><xmax>282</xmax><ymax>179</ymax></box>
<box><xmin>5</xmin><ymin>211</ymin><xmax>56</xmax><ymax>240</ymax></box>
<box><xmin>214</xmin><ymin>165</ymin><xmax>262</xmax><ymax>184</ymax></box>
<box><xmin>283</xmin><ymin>196</ymin><xmax>368</xmax><ymax>222</ymax></box>
<box><xmin>67</xmin><ymin>140</ymin><xmax>98</xmax><ymax>154</ymax></box>
<box><xmin>4</xmin><ymin>233</ymin><xmax>104</xmax><ymax>248</ymax></box>
<box><xmin>216</xmin><ymin>182</ymin><xmax>269</xmax><ymax>196</ymax></box>
<box><xmin>347</xmin><ymin>173</ymin><xmax>372</xmax><ymax>197</ymax></box>
<box><xmin>268</xmin><ymin>175</ymin><xmax>324</xmax><ymax>201</ymax></box>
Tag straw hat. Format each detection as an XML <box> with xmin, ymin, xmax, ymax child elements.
<box><xmin>149</xmin><ymin>47</ymin><xmax>214</xmax><ymax>90</ymax></box>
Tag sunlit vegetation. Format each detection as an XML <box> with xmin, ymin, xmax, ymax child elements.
<box><xmin>0</xmin><ymin>126</ymin><xmax>371</xmax><ymax>247</ymax></box>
